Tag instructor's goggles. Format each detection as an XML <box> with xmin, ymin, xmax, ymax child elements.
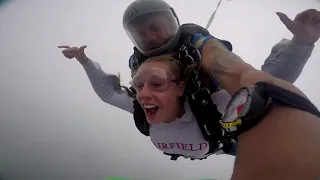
<box><xmin>130</xmin><ymin>68</ymin><xmax>178</xmax><ymax>93</ymax></box>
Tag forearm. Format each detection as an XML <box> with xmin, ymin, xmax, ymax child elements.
<box><xmin>261</xmin><ymin>38</ymin><xmax>314</xmax><ymax>83</ymax></box>
<box><xmin>201</xmin><ymin>38</ymin><xmax>256</xmax><ymax>95</ymax></box>
<box><xmin>82</xmin><ymin>59</ymin><xmax>134</xmax><ymax>113</ymax></box>
<box><xmin>231</xmin><ymin>106</ymin><xmax>320</xmax><ymax>180</ymax></box>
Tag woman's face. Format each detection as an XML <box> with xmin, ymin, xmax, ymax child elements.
<box><xmin>132</xmin><ymin>60</ymin><xmax>185</xmax><ymax>124</ymax></box>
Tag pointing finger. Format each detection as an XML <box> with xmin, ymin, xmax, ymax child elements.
<box><xmin>58</xmin><ymin>45</ymin><xmax>71</xmax><ymax>49</ymax></box>
<box><xmin>62</xmin><ymin>47</ymin><xmax>79</xmax><ymax>52</ymax></box>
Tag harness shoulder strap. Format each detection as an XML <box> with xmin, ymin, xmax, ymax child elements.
<box><xmin>187</xmin><ymin>87</ymin><xmax>236</xmax><ymax>156</ymax></box>
<box><xmin>130</xmin><ymin>47</ymin><xmax>148</xmax><ymax>72</ymax></box>
<box><xmin>180</xmin><ymin>23</ymin><xmax>210</xmax><ymax>37</ymax></box>
<box><xmin>133</xmin><ymin>99</ymin><xmax>149</xmax><ymax>136</ymax></box>
<box><xmin>187</xmin><ymin>88</ymin><xmax>223</xmax><ymax>143</ymax></box>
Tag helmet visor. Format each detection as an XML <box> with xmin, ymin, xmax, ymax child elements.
<box><xmin>124</xmin><ymin>10</ymin><xmax>179</xmax><ymax>54</ymax></box>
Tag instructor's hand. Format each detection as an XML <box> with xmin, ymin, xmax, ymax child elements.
<box><xmin>277</xmin><ymin>9</ymin><xmax>320</xmax><ymax>45</ymax></box>
<box><xmin>58</xmin><ymin>45</ymin><xmax>89</xmax><ymax>65</ymax></box>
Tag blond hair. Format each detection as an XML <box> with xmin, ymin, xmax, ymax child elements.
<box><xmin>129</xmin><ymin>53</ymin><xmax>201</xmax><ymax>106</ymax></box>
<box><xmin>132</xmin><ymin>53</ymin><xmax>195</xmax><ymax>81</ymax></box>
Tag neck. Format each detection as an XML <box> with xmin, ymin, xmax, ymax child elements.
<box><xmin>177</xmin><ymin>103</ymin><xmax>185</xmax><ymax>118</ymax></box>
<box><xmin>164</xmin><ymin>103</ymin><xmax>185</xmax><ymax>123</ymax></box>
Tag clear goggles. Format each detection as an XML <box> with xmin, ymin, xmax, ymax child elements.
<box><xmin>130</xmin><ymin>68</ymin><xmax>178</xmax><ymax>93</ymax></box>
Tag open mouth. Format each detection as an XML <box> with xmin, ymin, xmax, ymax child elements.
<box><xmin>143</xmin><ymin>105</ymin><xmax>159</xmax><ymax>118</ymax></box>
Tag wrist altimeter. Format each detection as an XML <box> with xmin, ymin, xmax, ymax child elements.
<box><xmin>220</xmin><ymin>81</ymin><xmax>320</xmax><ymax>136</ymax></box>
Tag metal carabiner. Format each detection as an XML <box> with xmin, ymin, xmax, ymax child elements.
<box><xmin>190</xmin><ymin>44</ymin><xmax>202</xmax><ymax>63</ymax></box>
<box><xmin>178</xmin><ymin>45</ymin><xmax>188</xmax><ymax>59</ymax></box>
<box><xmin>186</xmin><ymin>54</ymin><xmax>195</xmax><ymax>65</ymax></box>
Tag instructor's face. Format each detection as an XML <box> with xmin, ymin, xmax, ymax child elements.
<box><xmin>132</xmin><ymin>14</ymin><xmax>174</xmax><ymax>51</ymax></box>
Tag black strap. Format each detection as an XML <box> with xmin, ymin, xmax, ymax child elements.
<box><xmin>188</xmin><ymin>88</ymin><xmax>223</xmax><ymax>140</ymax></box>
<box><xmin>256</xmin><ymin>81</ymin><xmax>320</xmax><ymax>118</ymax></box>
<box><xmin>133</xmin><ymin>99</ymin><xmax>149</xmax><ymax>136</ymax></box>
<box><xmin>163</xmin><ymin>152</ymin><xmax>209</xmax><ymax>161</ymax></box>
<box><xmin>163</xmin><ymin>152</ymin><xmax>184</xmax><ymax>160</ymax></box>
<box><xmin>180</xmin><ymin>23</ymin><xmax>210</xmax><ymax>37</ymax></box>
<box><xmin>187</xmin><ymin>88</ymin><xmax>224</xmax><ymax>150</ymax></box>
<box><xmin>131</xmin><ymin>47</ymin><xmax>147</xmax><ymax>72</ymax></box>
<box><xmin>222</xmin><ymin>139</ymin><xmax>237</xmax><ymax>156</ymax></box>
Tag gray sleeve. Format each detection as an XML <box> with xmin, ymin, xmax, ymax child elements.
<box><xmin>261</xmin><ymin>38</ymin><xmax>315</xmax><ymax>83</ymax></box>
<box><xmin>82</xmin><ymin>59</ymin><xmax>134</xmax><ymax>114</ymax></box>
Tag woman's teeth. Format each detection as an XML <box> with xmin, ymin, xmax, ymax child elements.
<box><xmin>144</xmin><ymin>105</ymin><xmax>157</xmax><ymax>108</ymax></box>
<box><xmin>144</xmin><ymin>105</ymin><xmax>159</xmax><ymax>115</ymax></box>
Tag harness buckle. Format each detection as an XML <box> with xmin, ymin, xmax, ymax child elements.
<box><xmin>191</xmin><ymin>88</ymin><xmax>211</xmax><ymax>100</ymax></box>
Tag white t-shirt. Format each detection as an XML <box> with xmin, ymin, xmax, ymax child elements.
<box><xmin>149</xmin><ymin>89</ymin><xmax>231</xmax><ymax>159</ymax></box>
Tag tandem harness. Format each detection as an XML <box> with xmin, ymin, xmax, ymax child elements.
<box><xmin>128</xmin><ymin>23</ymin><xmax>236</xmax><ymax>160</ymax></box>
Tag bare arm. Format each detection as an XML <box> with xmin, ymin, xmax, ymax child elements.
<box><xmin>201</xmin><ymin>38</ymin><xmax>254</xmax><ymax>95</ymax></box>
<box><xmin>201</xmin><ymin>38</ymin><xmax>320</xmax><ymax>180</ymax></box>
<box><xmin>261</xmin><ymin>38</ymin><xmax>314</xmax><ymax>83</ymax></box>
<box><xmin>231</xmin><ymin>105</ymin><xmax>320</xmax><ymax>180</ymax></box>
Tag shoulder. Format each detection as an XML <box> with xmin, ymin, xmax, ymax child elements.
<box><xmin>191</xmin><ymin>34</ymin><xmax>233</xmax><ymax>53</ymax></box>
<box><xmin>191</xmin><ymin>34</ymin><xmax>215</xmax><ymax>53</ymax></box>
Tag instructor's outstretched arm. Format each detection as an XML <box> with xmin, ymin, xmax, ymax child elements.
<box><xmin>261</xmin><ymin>38</ymin><xmax>314</xmax><ymax>83</ymax></box>
<box><xmin>261</xmin><ymin>9</ymin><xmax>319</xmax><ymax>83</ymax></box>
